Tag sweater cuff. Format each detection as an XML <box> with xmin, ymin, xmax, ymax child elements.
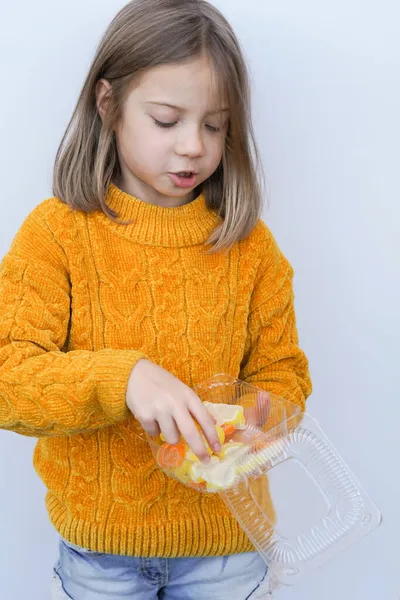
<box><xmin>94</xmin><ymin>350</ymin><xmax>147</xmax><ymax>422</ymax></box>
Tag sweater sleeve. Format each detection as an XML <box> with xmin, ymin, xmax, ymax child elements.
<box><xmin>239</xmin><ymin>226</ymin><xmax>312</xmax><ymax>413</ymax></box>
<box><xmin>0</xmin><ymin>204</ymin><xmax>146</xmax><ymax>437</ymax></box>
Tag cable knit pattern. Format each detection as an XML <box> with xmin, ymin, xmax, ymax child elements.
<box><xmin>0</xmin><ymin>183</ymin><xmax>311</xmax><ymax>557</ymax></box>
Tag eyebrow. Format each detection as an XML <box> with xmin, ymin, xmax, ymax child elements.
<box><xmin>145</xmin><ymin>102</ymin><xmax>229</xmax><ymax>115</ymax></box>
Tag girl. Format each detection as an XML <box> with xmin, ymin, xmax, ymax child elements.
<box><xmin>0</xmin><ymin>0</ymin><xmax>312</xmax><ymax>598</ymax></box>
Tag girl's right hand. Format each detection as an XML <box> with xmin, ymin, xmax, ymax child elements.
<box><xmin>126</xmin><ymin>359</ymin><xmax>220</xmax><ymax>463</ymax></box>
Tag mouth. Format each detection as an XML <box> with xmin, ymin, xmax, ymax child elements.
<box><xmin>169</xmin><ymin>171</ymin><xmax>198</xmax><ymax>189</ymax></box>
<box><xmin>175</xmin><ymin>171</ymin><xmax>198</xmax><ymax>178</ymax></box>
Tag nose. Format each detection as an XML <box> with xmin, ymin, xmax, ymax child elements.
<box><xmin>175</xmin><ymin>124</ymin><xmax>205</xmax><ymax>158</ymax></box>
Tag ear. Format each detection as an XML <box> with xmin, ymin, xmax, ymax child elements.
<box><xmin>96</xmin><ymin>79</ymin><xmax>113</xmax><ymax>122</ymax></box>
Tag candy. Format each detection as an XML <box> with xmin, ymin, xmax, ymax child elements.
<box><xmin>155</xmin><ymin>402</ymin><xmax>252</xmax><ymax>491</ymax></box>
<box><xmin>204</xmin><ymin>402</ymin><xmax>246</xmax><ymax>430</ymax></box>
<box><xmin>157</xmin><ymin>441</ymin><xmax>186</xmax><ymax>469</ymax></box>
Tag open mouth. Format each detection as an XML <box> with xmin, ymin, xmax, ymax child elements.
<box><xmin>175</xmin><ymin>171</ymin><xmax>196</xmax><ymax>178</ymax></box>
<box><xmin>169</xmin><ymin>172</ymin><xmax>198</xmax><ymax>188</ymax></box>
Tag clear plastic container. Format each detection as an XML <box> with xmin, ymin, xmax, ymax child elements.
<box><xmin>147</xmin><ymin>374</ymin><xmax>382</xmax><ymax>589</ymax></box>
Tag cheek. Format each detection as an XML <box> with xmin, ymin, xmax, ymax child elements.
<box><xmin>120</xmin><ymin>123</ymin><xmax>170</xmax><ymax>170</ymax></box>
<box><xmin>206</xmin><ymin>137</ymin><xmax>224</xmax><ymax>167</ymax></box>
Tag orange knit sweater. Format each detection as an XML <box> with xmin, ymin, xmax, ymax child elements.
<box><xmin>0</xmin><ymin>183</ymin><xmax>311</xmax><ymax>557</ymax></box>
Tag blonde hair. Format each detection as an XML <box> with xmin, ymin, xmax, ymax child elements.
<box><xmin>53</xmin><ymin>0</ymin><xmax>264</xmax><ymax>251</ymax></box>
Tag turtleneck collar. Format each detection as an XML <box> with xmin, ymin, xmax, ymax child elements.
<box><xmin>96</xmin><ymin>182</ymin><xmax>222</xmax><ymax>248</ymax></box>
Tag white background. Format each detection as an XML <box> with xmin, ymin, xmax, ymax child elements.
<box><xmin>0</xmin><ymin>1</ymin><xmax>399</xmax><ymax>598</ymax></box>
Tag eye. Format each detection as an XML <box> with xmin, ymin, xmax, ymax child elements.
<box><xmin>154</xmin><ymin>119</ymin><xmax>176</xmax><ymax>129</ymax></box>
<box><xmin>205</xmin><ymin>124</ymin><xmax>220</xmax><ymax>133</ymax></box>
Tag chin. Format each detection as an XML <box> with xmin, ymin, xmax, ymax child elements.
<box><xmin>155</xmin><ymin>185</ymin><xmax>197</xmax><ymax>198</ymax></box>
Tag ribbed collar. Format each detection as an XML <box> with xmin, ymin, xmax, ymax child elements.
<box><xmin>97</xmin><ymin>183</ymin><xmax>222</xmax><ymax>247</ymax></box>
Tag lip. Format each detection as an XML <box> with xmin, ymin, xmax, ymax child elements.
<box><xmin>169</xmin><ymin>172</ymin><xmax>198</xmax><ymax>189</ymax></box>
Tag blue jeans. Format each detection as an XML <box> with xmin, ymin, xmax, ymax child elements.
<box><xmin>51</xmin><ymin>539</ymin><xmax>270</xmax><ymax>599</ymax></box>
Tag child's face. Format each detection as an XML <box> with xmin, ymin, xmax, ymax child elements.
<box><xmin>106</xmin><ymin>56</ymin><xmax>228</xmax><ymax>206</ymax></box>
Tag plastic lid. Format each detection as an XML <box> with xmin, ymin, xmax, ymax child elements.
<box><xmin>147</xmin><ymin>374</ymin><xmax>382</xmax><ymax>587</ymax></box>
<box><xmin>221</xmin><ymin>412</ymin><xmax>381</xmax><ymax>586</ymax></box>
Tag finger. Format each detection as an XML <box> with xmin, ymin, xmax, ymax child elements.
<box><xmin>140</xmin><ymin>417</ymin><xmax>160</xmax><ymax>438</ymax></box>
<box><xmin>243</xmin><ymin>393</ymin><xmax>258</xmax><ymax>427</ymax></box>
<box><xmin>257</xmin><ymin>392</ymin><xmax>270</xmax><ymax>425</ymax></box>
<box><xmin>188</xmin><ymin>396</ymin><xmax>220</xmax><ymax>452</ymax></box>
<box><xmin>157</xmin><ymin>414</ymin><xmax>181</xmax><ymax>445</ymax></box>
<box><xmin>174</xmin><ymin>408</ymin><xmax>210</xmax><ymax>463</ymax></box>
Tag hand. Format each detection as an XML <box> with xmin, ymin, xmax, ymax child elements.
<box><xmin>126</xmin><ymin>359</ymin><xmax>220</xmax><ymax>462</ymax></box>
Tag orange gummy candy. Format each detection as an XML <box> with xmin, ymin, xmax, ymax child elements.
<box><xmin>157</xmin><ymin>442</ymin><xmax>186</xmax><ymax>469</ymax></box>
<box><xmin>221</xmin><ymin>423</ymin><xmax>235</xmax><ymax>440</ymax></box>
<box><xmin>187</xmin><ymin>480</ymin><xmax>207</xmax><ymax>491</ymax></box>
